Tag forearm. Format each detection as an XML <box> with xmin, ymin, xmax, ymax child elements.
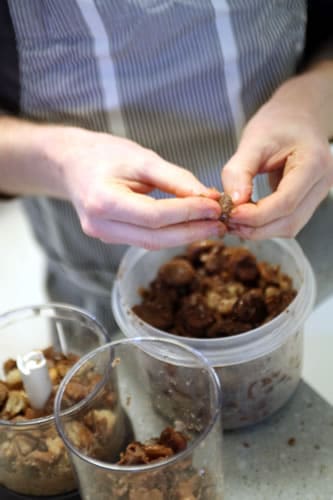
<box><xmin>0</xmin><ymin>116</ymin><xmax>67</xmax><ymax>198</ymax></box>
<box><xmin>268</xmin><ymin>60</ymin><xmax>333</xmax><ymax>140</ymax></box>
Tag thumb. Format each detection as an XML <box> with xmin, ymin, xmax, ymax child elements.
<box><xmin>221</xmin><ymin>147</ymin><xmax>263</xmax><ymax>205</ymax></box>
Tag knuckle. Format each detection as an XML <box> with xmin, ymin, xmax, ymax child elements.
<box><xmin>82</xmin><ymin>193</ymin><xmax>104</xmax><ymax>218</ymax></box>
<box><xmin>136</xmin><ymin>209</ymin><xmax>158</xmax><ymax>229</ymax></box>
<box><xmin>248</xmin><ymin>212</ymin><xmax>262</xmax><ymax>227</ymax></box>
<box><xmin>322</xmin><ymin>175</ymin><xmax>332</xmax><ymax>195</ymax></box>
<box><xmin>146</xmin><ymin>149</ymin><xmax>159</xmax><ymax>162</ymax></box>
<box><xmin>80</xmin><ymin>216</ymin><xmax>99</xmax><ymax>238</ymax></box>
<box><xmin>221</xmin><ymin>160</ymin><xmax>235</xmax><ymax>180</ymax></box>
<box><xmin>184</xmin><ymin>222</ymin><xmax>203</xmax><ymax>244</ymax></box>
<box><xmin>314</xmin><ymin>143</ymin><xmax>330</xmax><ymax>167</ymax></box>
<box><xmin>139</xmin><ymin>150</ymin><xmax>158</xmax><ymax>170</ymax></box>
<box><xmin>326</xmin><ymin>158</ymin><xmax>333</xmax><ymax>186</ymax></box>
<box><xmin>146</xmin><ymin>208</ymin><xmax>163</xmax><ymax>229</ymax></box>
<box><xmin>184</xmin><ymin>204</ymin><xmax>192</xmax><ymax>223</ymax></box>
<box><xmin>281</xmin><ymin>193</ymin><xmax>296</xmax><ymax>215</ymax></box>
<box><xmin>283</xmin><ymin>218</ymin><xmax>298</xmax><ymax>238</ymax></box>
<box><xmin>307</xmin><ymin>141</ymin><xmax>331</xmax><ymax>175</ymax></box>
<box><xmin>136</xmin><ymin>153</ymin><xmax>148</xmax><ymax>171</ymax></box>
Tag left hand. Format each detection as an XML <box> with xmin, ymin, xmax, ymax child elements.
<box><xmin>222</xmin><ymin>101</ymin><xmax>333</xmax><ymax>239</ymax></box>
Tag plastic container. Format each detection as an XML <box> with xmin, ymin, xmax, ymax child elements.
<box><xmin>0</xmin><ymin>303</ymin><xmax>108</xmax><ymax>497</ymax></box>
<box><xmin>112</xmin><ymin>236</ymin><xmax>316</xmax><ymax>429</ymax></box>
<box><xmin>0</xmin><ymin>487</ymin><xmax>80</xmax><ymax>500</ymax></box>
<box><xmin>54</xmin><ymin>337</ymin><xmax>224</xmax><ymax>500</ymax></box>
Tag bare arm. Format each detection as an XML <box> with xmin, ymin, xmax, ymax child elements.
<box><xmin>0</xmin><ymin>117</ymin><xmax>66</xmax><ymax>198</ymax></box>
<box><xmin>0</xmin><ymin>116</ymin><xmax>224</xmax><ymax>248</ymax></box>
<box><xmin>222</xmin><ymin>59</ymin><xmax>333</xmax><ymax>239</ymax></box>
<box><xmin>270</xmin><ymin>60</ymin><xmax>333</xmax><ymax>139</ymax></box>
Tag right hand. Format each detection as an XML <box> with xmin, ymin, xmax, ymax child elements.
<box><xmin>48</xmin><ymin>127</ymin><xmax>224</xmax><ymax>249</ymax></box>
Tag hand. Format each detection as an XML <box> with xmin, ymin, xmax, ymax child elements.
<box><xmin>50</xmin><ymin>127</ymin><xmax>224</xmax><ymax>248</ymax></box>
<box><xmin>222</xmin><ymin>101</ymin><xmax>333</xmax><ymax>240</ymax></box>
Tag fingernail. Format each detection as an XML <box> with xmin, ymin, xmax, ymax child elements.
<box><xmin>231</xmin><ymin>185</ymin><xmax>252</xmax><ymax>203</ymax></box>
<box><xmin>207</xmin><ymin>187</ymin><xmax>221</xmax><ymax>198</ymax></box>
<box><xmin>231</xmin><ymin>191</ymin><xmax>240</xmax><ymax>202</ymax></box>
<box><xmin>207</xmin><ymin>186</ymin><xmax>220</xmax><ymax>193</ymax></box>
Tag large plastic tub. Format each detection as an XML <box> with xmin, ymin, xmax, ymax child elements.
<box><xmin>112</xmin><ymin>236</ymin><xmax>316</xmax><ymax>430</ymax></box>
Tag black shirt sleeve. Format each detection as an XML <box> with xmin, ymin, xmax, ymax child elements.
<box><xmin>0</xmin><ymin>0</ymin><xmax>20</xmax><ymax>115</ymax></box>
<box><xmin>301</xmin><ymin>0</ymin><xmax>333</xmax><ymax>65</ymax></box>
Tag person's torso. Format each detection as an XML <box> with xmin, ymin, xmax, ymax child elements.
<box><xmin>1</xmin><ymin>0</ymin><xmax>307</xmax><ymax>296</ymax></box>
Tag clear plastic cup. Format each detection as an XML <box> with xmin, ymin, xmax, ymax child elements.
<box><xmin>54</xmin><ymin>337</ymin><xmax>224</xmax><ymax>500</ymax></box>
<box><xmin>0</xmin><ymin>303</ymin><xmax>109</xmax><ymax>497</ymax></box>
<box><xmin>111</xmin><ymin>236</ymin><xmax>316</xmax><ymax>429</ymax></box>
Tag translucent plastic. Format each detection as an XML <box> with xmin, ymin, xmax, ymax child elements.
<box><xmin>112</xmin><ymin>236</ymin><xmax>316</xmax><ymax>429</ymax></box>
<box><xmin>54</xmin><ymin>338</ymin><xmax>224</xmax><ymax>500</ymax></box>
<box><xmin>0</xmin><ymin>303</ymin><xmax>108</xmax><ymax>496</ymax></box>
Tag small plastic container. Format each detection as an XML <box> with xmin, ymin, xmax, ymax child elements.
<box><xmin>0</xmin><ymin>303</ymin><xmax>109</xmax><ymax>498</ymax></box>
<box><xmin>54</xmin><ymin>337</ymin><xmax>224</xmax><ymax>500</ymax></box>
<box><xmin>112</xmin><ymin>236</ymin><xmax>316</xmax><ymax>429</ymax></box>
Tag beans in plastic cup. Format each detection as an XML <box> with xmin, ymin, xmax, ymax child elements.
<box><xmin>112</xmin><ymin>236</ymin><xmax>316</xmax><ymax>430</ymax></box>
<box><xmin>54</xmin><ymin>337</ymin><xmax>224</xmax><ymax>500</ymax></box>
<box><xmin>0</xmin><ymin>303</ymin><xmax>109</xmax><ymax>498</ymax></box>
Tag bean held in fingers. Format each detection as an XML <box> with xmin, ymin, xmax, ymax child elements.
<box><xmin>218</xmin><ymin>192</ymin><xmax>234</xmax><ymax>224</ymax></box>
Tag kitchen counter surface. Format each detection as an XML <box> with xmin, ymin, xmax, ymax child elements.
<box><xmin>224</xmin><ymin>380</ymin><xmax>333</xmax><ymax>499</ymax></box>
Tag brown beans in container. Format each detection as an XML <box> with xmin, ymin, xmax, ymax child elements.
<box><xmin>132</xmin><ymin>240</ymin><xmax>296</xmax><ymax>339</ymax></box>
<box><xmin>0</xmin><ymin>348</ymin><xmax>122</xmax><ymax>496</ymax></box>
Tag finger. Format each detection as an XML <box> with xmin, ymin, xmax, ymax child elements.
<box><xmin>230</xmin><ymin>152</ymin><xmax>323</xmax><ymax>227</ymax></box>
<box><xmin>117</xmin><ymin>179</ymin><xmax>155</xmax><ymax>194</ymax></box>
<box><xmin>137</xmin><ymin>157</ymin><xmax>221</xmax><ymax>199</ymax></box>
<box><xmin>84</xmin><ymin>184</ymin><xmax>222</xmax><ymax>228</ymax></box>
<box><xmin>81</xmin><ymin>217</ymin><xmax>227</xmax><ymax>250</ymax></box>
<box><xmin>268</xmin><ymin>169</ymin><xmax>283</xmax><ymax>192</ymax></box>
<box><xmin>221</xmin><ymin>148</ymin><xmax>262</xmax><ymax>204</ymax></box>
<box><xmin>228</xmin><ymin>177</ymin><xmax>328</xmax><ymax>240</ymax></box>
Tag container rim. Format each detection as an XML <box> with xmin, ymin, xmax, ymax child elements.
<box><xmin>0</xmin><ymin>302</ymin><xmax>109</xmax><ymax>428</ymax></box>
<box><xmin>111</xmin><ymin>238</ymin><xmax>317</xmax><ymax>366</ymax></box>
<box><xmin>54</xmin><ymin>336</ymin><xmax>222</xmax><ymax>473</ymax></box>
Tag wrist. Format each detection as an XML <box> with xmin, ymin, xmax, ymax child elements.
<box><xmin>37</xmin><ymin>124</ymin><xmax>75</xmax><ymax>200</ymax></box>
<box><xmin>270</xmin><ymin>62</ymin><xmax>333</xmax><ymax>138</ymax></box>
<box><xmin>0</xmin><ymin>117</ymin><xmax>71</xmax><ymax>199</ymax></box>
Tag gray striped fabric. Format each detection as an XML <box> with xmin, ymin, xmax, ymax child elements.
<box><xmin>7</xmin><ymin>0</ymin><xmax>307</xmax><ymax>332</ymax></box>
